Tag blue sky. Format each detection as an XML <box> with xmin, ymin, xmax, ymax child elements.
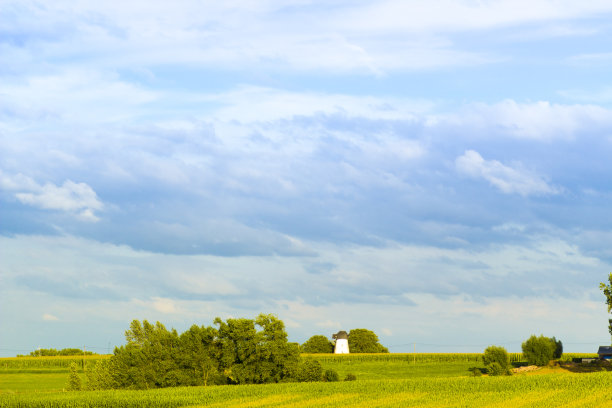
<box><xmin>2</xmin><ymin>0</ymin><xmax>612</xmax><ymax>356</ymax></box>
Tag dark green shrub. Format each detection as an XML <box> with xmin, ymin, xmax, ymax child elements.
<box><xmin>472</xmin><ymin>367</ymin><xmax>483</xmax><ymax>377</ymax></box>
<box><xmin>522</xmin><ymin>335</ymin><xmax>555</xmax><ymax>366</ymax></box>
<box><xmin>483</xmin><ymin>345</ymin><xmax>511</xmax><ymax>376</ymax></box>
<box><xmin>487</xmin><ymin>362</ymin><xmax>504</xmax><ymax>376</ymax></box>
<box><xmin>344</xmin><ymin>373</ymin><xmax>357</xmax><ymax>381</ymax></box>
<box><xmin>323</xmin><ymin>369</ymin><xmax>339</xmax><ymax>382</ymax></box>
<box><xmin>295</xmin><ymin>359</ymin><xmax>323</xmax><ymax>382</ymax></box>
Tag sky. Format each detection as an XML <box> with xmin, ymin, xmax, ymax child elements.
<box><xmin>2</xmin><ymin>0</ymin><xmax>612</xmax><ymax>356</ymax></box>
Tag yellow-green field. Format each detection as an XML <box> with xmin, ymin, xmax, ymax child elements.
<box><xmin>0</xmin><ymin>354</ymin><xmax>608</xmax><ymax>407</ymax></box>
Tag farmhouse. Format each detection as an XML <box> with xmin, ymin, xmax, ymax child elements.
<box><xmin>332</xmin><ymin>331</ymin><xmax>349</xmax><ymax>354</ymax></box>
<box><xmin>597</xmin><ymin>346</ymin><xmax>612</xmax><ymax>360</ymax></box>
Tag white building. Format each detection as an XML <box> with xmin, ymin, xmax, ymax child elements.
<box><xmin>332</xmin><ymin>330</ymin><xmax>349</xmax><ymax>354</ymax></box>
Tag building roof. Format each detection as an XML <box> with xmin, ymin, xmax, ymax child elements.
<box><xmin>597</xmin><ymin>346</ymin><xmax>612</xmax><ymax>355</ymax></box>
<box><xmin>332</xmin><ymin>331</ymin><xmax>348</xmax><ymax>340</ymax></box>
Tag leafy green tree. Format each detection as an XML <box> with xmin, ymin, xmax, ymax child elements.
<box><xmin>86</xmin><ymin>359</ymin><xmax>114</xmax><ymax>390</ymax></box>
<box><xmin>600</xmin><ymin>273</ymin><xmax>612</xmax><ymax>339</ymax></box>
<box><xmin>347</xmin><ymin>329</ymin><xmax>388</xmax><ymax>353</ymax></box>
<box><xmin>301</xmin><ymin>335</ymin><xmax>334</xmax><ymax>353</ymax></box>
<box><xmin>522</xmin><ymin>335</ymin><xmax>556</xmax><ymax>366</ymax></box>
<box><xmin>214</xmin><ymin>314</ymin><xmax>299</xmax><ymax>384</ymax></box>
<box><xmin>66</xmin><ymin>362</ymin><xmax>82</xmax><ymax>391</ymax></box>
<box><xmin>482</xmin><ymin>345</ymin><xmax>511</xmax><ymax>376</ymax></box>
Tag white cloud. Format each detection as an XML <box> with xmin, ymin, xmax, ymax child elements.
<box><xmin>1</xmin><ymin>171</ymin><xmax>103</xmax><ymax>221</ymax></box>
<box><xmin>42</xmin><ymin>313</ymin><xmax>59</xmax><ymax>321</ymax></box>
<box><xmin>442</xmin><ymin>100</ymin><xmax>612</xmax><ymax>140</ymax></box>
<box><xmin>456</xmin><ymin>150</ymin><xmax>560</xmax><ymax>196</ymax></box>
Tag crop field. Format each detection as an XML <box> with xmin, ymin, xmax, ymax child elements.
<box><xmin>0</xmin><ymin>353</ymin><xmax>607</xmax><ymax>407</ymax></box>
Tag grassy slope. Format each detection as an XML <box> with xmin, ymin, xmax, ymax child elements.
<box><xmin>2</xmin><ymin>373</ymin><xmax>612</xmax><ymax>407</ymax></box>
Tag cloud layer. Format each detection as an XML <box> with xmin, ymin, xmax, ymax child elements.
<box><xmin>2</xmin><ymin>1</ymin><xmax>612</xmax><ymax>355</ymax></box>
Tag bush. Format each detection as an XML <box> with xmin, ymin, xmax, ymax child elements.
<box><xmin>487</xmin><ymin>362</ymin><xmax>506</xmax><ymax>376</ymax></box>
<box><xmin>522</xmin><ymin>335</ymin><xmax>556</xmax><ymax>366</ymax></box>
<box><xmin>66</xmin><ymin>362</ymin><xmax>82</xmax><ymax>391</ymax></box>
<box><xmin>344</xmin><ymin>373</ymin><xmax>357</xmax><ymax>381</ymax></box>
<box><xmin>482</xmin><ymin>345</ymin><xmax>511</xmax><ymax>376</ymax></box>
<box><xmin>295</xmin><ymin>359</ymin><xmax>323</xmax><ymax>382</ymax></box>
<box><xmin>323</xmin><ymin>369</ymin><xmax>339</xmax><ymax>382</ymax></box>
<box><xmin>471</xmin><ymin>367</ymin><xmax>483</xmax><ymax>377</ymax></box>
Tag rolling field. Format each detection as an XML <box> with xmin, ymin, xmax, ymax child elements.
<box><xmin>0</xmin><ymin>353</ymin><xmax>608</xmax><ymax>407</ymax></box>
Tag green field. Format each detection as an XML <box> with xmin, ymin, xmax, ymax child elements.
<box><xmin>0</xmin><ymin>353</ymin><xmax>608</xmax><ymax>407</ymax></box>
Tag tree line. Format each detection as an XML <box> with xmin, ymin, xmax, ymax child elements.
<box><xmin>19</xmin><ymin>348</ymin><xmax>97</xmax><ymax>357</ymax></box>
<box><xmin>72</xmin><ymin>314</ymin><xmax>358</xmax><ymax>391</ymax></box>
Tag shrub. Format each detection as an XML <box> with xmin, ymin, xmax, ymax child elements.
<box><xmin>472</xmin><ymin>367</ymin><xmax>483</xmax><ymax>377</ymax></box>
<box><xmin>295</xmin><ymin>359</ymin><xmax>323</xmax><ymax>382</ymax></box>
<box><xmin>487</xmin><ymin>362</ymin><xmax>505</xmax><ymax>376</ymax></box>
<box><xmin>323</xmin><ymin>369</ymin><xmax>339</xmax><ymax>382</ymax></box>
<box><xmin>344</xmin><ymin>373</ymin><xmax>357</xmax><ymax>381</ymax></box>
<box><xmin>66</xmin><ymin>362</ymin><xmax>82</xmax><ymax>391</ymax></box>
<box><xmin>522</xmin><ymin>335</ymin><xmax>556</xmax><ymax>366</ymax></box>
<box><xmin>482</xmin><ymin>345</ymin><xmax>511</xmax><ymax>376</ymax></box>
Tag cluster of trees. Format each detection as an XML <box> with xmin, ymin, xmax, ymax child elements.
<box><xmin>20</xmin><ymin>348</ymin><xmax>96</xmax><ymax>357</ymax></box>
<box><xmin>301</xmin><ymin>329</ymin><xmax>388</xmax><ymax>353</ymax></box>
<box><xmin>522</xmin><ymin>335</ymin><xmax>562</xmax><ymax>366</ymax></box>
<box><xmin>76</xmin><ymin>314</ymin><xmax>349</xmax><ymax>390</ymax></box>
<box><xmin>482</xmin><ymin>335</ymin><xmax>563</xmax><ymax>376</ymax></box>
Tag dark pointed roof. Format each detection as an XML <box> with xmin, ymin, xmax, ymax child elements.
<box><xmin>597</xmin><ymin>346</ymin><xmax>612</xmax><ymax>354</ymax></box>
<box><xmin>332</xmin><ymin>331</ymin><xmax>348</xmax><ymax>340</ymax></box>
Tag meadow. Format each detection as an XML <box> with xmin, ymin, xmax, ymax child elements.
<box><xmin>0</xmin><ymin>353</ymin><xmax>608</xmax><ymax>407</ymax></box>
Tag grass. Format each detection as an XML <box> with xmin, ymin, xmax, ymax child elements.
<box><xmin>0</xmin><ymin>353</ymin><xmax>609</xmax><ymax>407</ymax></box>
<box><xmin>3</xmin><ymin>373</ymin><xmax>612</xmax><ymax>407</ymax></box>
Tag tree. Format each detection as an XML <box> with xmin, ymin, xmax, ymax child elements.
<box><xmin>482</xmin><ymin>345</ymin><xmax>511</xmax><ymax>376</ymax></box>
<box><xmin>66</xmin><ymin>362</ymin><xmax>82</xmax><ymax>391</ymax></box>
<box><xmin>600</xmin><ymin>273</ymin><xmax>612</xmax><ymax>339</ymax></box>
<box><xmin>109</xmin><ymin>314</ymin><xmax>303</xmax><ymax>389</ymax></box>
<box><xmin>86</xmin><ymin>359</ymin><xmax>114</xmax><ymax>390</ymax></box>
<box><xmin>551</xmin><ymin>336</ymin><xmax>563</xmax><ymax>359</ymax></box>
<box><xmin>214</xmin><ymin>313</ymin><xmax>299</xmax><ymax>384</ymax></box>
<box><xmin>301</xmin><ymin>335</ymin><xmax>334</xmax><ymax>353</ymax></box>
<box><xmin>347</xmin><ymin>329</ymin><xmax>388</xmax><ymax>353</ymax></box>
<box><xmin>522</xmin><ymin>335</ymin><xmax>558</xmax><ymax>366</ymax></box>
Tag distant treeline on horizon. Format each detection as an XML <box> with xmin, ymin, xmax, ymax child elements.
<box><xmin>18</xmin><ymin>348</ymin><xmax>97</xmax><ymax>357</ymax></box>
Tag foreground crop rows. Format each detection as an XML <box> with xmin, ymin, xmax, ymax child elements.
<box><xmin>3</xmin><ymin>373</ymin><xmax>612</xmax><ymax>407</ymax></box>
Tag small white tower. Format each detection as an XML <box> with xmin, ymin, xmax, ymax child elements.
<box><xmin>332</xmin><ymin>331</ymin><xmax>349</xmax><ymax>354</ymax></box>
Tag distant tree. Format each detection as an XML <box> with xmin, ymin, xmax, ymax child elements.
<box><xmin>482</xmin><ymin>345</ymin><xmax>511</xmax><ymax>376</ymax></box>
<box><xmin>551</xmin><ymin>337</ymin><xmax>563</xmax><ymax>359</ymax></box>
<box><xmin>600</xmin><ymin>273</ymin><xmax>612</xmax><ymax>338</ymax></box>
<box><xmin>66</xmin><ymin>362</ymin><xmax>82</xmax><ymax>391</ymax></box>
<box><xmin>301</xmin><ymin>335</ymin><xmax>334</xmax><ymax>353</ymax></box>
<box><xmin>347</xmin><ymin>329</ymin><xmax>388</xmax><ymax>353</ymax></box>
<box><xmin>522</xmin><ymin>335</ymin><xmax>557</xmax><ymax>366</ymax></box>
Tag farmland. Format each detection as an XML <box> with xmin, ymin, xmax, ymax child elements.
<box><xmin>1</xmin><ymin>353</ymin><xmax>609</xmax><ymax>407</ymax></box>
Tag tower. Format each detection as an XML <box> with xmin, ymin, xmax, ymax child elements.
<box><xmin>332</xmin><ymin>330</ymin><xmax>349</xmax><ymax>354</ymax></box>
